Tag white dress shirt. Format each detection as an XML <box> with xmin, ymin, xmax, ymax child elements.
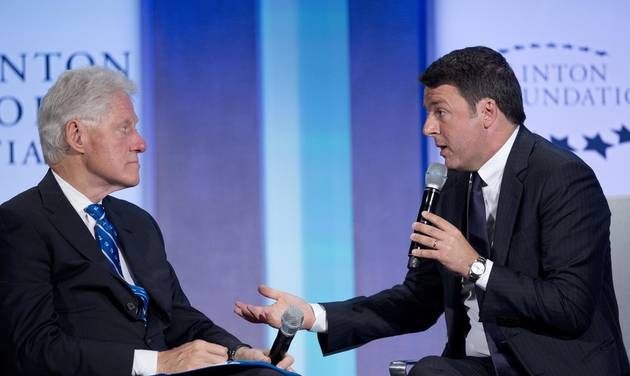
<box><xmin>463</xmin><ymin>126</ymin><xmax>519</xmax><ymax>356</ymax></box>
<box><xmin>51</xmin><ymin>171</ymin><xmax>157</xmax><ymax>375</ymax></box>
<box><xmin>308</xmin><ymin>127</ymin><xmax>521</xmax><ymax>358</ymax></box>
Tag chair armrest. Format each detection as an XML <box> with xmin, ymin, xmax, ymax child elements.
<box><xmin>388</xmin><ymin>360</ymin><xmax>418</xmax><ymax>376</ymax></box>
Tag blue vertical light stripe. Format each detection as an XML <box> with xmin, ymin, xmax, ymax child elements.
<box><xmin>419</xmin><ymin>0</ymin><xmax>430</xmax><ymax>186</ymax></box>
<box><xmin>259</xmin><ymin>0</ymin><xmax>306</xmax><ymax>371</ymax></box>
<box><xmin>140</xmin><ymin>0</ymin><xmax>156</xmax><ymax>216</ymax></box>
<box><xmin>259</xmin><ymin>1</ymin><xmax>355</xmax><ymax>375</ymax></box>
<box><xmin>298</xmin><ymin>1</ymin><xmax>355</xmax><ymax>376</ymax></box>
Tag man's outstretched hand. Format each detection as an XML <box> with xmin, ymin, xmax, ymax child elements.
<box><xmin>234</xmin><ymin>284</ymin><xmax>315</xmax><ymax>330</ymax></box>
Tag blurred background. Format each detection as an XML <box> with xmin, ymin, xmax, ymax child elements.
<box><xmin>2</xmin><ymin>1</ymin><xmax>629</xmax><ymax>375</ymax></box>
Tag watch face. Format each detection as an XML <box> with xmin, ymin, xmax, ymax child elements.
<box><xmin>471</xmin><ymin>261</ymin><xmax>485</xmax><ymax>275</ymax></box>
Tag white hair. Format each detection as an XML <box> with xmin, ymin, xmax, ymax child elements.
<box><xmin>38</xmin><ymin>66</ymin><xmax>136</xmax><ymax>165</ymax></box>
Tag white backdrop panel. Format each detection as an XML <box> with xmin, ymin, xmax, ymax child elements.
<box><xmin>429</xmin><ymin>0</ymin><xmax>630</xmax><ymax>196</ymax></box>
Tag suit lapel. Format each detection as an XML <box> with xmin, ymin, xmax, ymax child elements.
<box><xmin>39</xmin><ymin>170</ymin><xmax>123</xmax><ymax>280</ymax></box>
<box><xmin>492</xmin><ymin>127</ymin><xmax>535</xmax><ymax>266</ymax></box>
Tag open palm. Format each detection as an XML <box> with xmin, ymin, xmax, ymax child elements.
<box><xmin>234</xmin><ymin>284</ymin><xmax>315</xmax><ymax>330</ymax></box>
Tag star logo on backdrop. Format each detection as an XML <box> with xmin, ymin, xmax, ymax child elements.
<box><xmin>548</xmin><ymin>123</ymin><xmax>630</xmax><ymax>159</ymax></box>
<box><xmin>613</xmin><ymin>125</ymin><xmax>630</xmax><ymax>144</ymax></box>
<box><xmin>583</xmin><ymin>134</ymin><xmax>614</xmax><ymax>158</ymax></box>
<box><xmin>550</xmin><ymin>136</ymin><xmax>575</xmax><ymax>152</ymax></box>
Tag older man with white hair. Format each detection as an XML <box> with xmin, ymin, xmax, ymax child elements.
<box><xmin>0</xmin><ymin>66</ymin><xmax>292</xmax><ymax>376</ymax></box>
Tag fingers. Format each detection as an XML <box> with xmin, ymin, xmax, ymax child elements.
<box><xmin>412</xmin><ymin>221</ymin><xmax>442</xmax><ymax>240</ymax></box>
<box><xmin>260</xmin><ymin>349</ymin><xmax>294</xmax><ymax>369</ymax></box>
<box><xmin>258</xmin><ymin>284</ymin><xmax>282</xmax><ymax>300</ymax></box>
<box><xmin>410</xmin><ymin>247</ymin><xmax>439</xmax><ymax>260</ymax></box>
<box><xmin>234</xmin><ymin>301</ymin><xmax>267</xmax><ymax>324</ymax></box>
<box><xmin>234</xmin><ymin>301</ymin><xmax>255</xmax><ymax>322</ymax></box>
<box><xmin>157</xmin><ymin>340</ymin><xmax>228</xmax><ymax>374</ymax></box>
<box><xmin>234</xmin><ymin>302</ymin><xmax>245</xmax><ymax>318</ymax></box>
<box><xmin>276</xmin><ymin>353</ymin><xmax>295</xmax><ymax>369</ymax></box>
<box><xmin>410</xmin><ymin>232</ymin><xmax>441</xmax><ymax>249</ymax></box>
<box><xmin>236</xmin><ymin>347</ymin><xmax>269</xmax><ymax>363</ymax></box>
<box><xmin>420</xmin><ymin>211</ymin><xmax>457</xmax><ymax>232</ymax></box>
<box><xmin>234</xmin><ymin>301</ymin><xmax>282</xmax><ymax>329</ymax></box>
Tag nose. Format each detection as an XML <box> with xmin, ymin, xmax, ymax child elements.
<box><xmin>423</xmin><ymin>115</ymin><xmax>439</xmax><ymax>136</ymax></box>
<box><xmin>132</xmin><ymin>129</ymin><xmax>146</xmax><ymax>153</ymax></box>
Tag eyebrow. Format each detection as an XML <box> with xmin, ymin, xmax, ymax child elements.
<box><xmin>424</xmin><ymin>99</ymin><xmax>448</xmax><ymax>108</ymax></box>
<box><xmin>118</xmin><ymin>119</ymin><xmax>138</xmax><ymax>127</ymax></box>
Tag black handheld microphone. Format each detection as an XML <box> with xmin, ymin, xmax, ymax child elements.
<box><xmin>269</xmin><ymin>305</ymin><xmax>304</xmax><ymax>365</ymax></box>
<box><xmin>408</xmin><ymin>163</ymin><xmax>448</xmax><ymax>269</ymax></box>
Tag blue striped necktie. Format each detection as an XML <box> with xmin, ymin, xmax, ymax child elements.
<box><xmin>85</xmin><ymin>203</ymin><xmax>149</xmax><ymax>325</ymax></box>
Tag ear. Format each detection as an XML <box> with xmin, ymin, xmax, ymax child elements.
<box><xmin>479</xmin><ymin>98</ymin><xmax>498</xmax><ymax>129</ymax></box>
<box><xmin>64</xmin><ymin>119</ymin><xmax>88</xmax><ymax>154</ymax></box>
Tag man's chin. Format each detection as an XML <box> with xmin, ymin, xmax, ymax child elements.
<box><xmin>126</xmin><ymin>178</ymin><xmax>141</xmax><ymax>188</ymax></box>
<box><xmin>443</xmin><ymin>158</ymin><xmax>457</xmax><ymax>170</ymax></box>
<box><xmin>443</xmin><ymin>161</ymin><xmax>470</xmax><ymax>172</ymax></box>
<box><xmin>117</xmin><ymin>175</ymin><xmax>141</xmax><ymax>189</ymax></box>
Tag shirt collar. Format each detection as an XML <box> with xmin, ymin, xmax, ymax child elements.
<box><xmin>477</xmin><ymin>126</ymin><xmax>520</xmax><ymax>187</ymax></box>
<box><xmin>51</xmin><ymin>170</ymin><xmax>101</xmax><ymax>216</ymax></box>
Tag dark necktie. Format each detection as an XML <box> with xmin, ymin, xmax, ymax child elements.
<box><xmin>467</xmin><ymin>172</ymin><xmax>520</xmax><ymax>376</ymax></box>
<box><xmin>85</xmin><ymin>204</ymin><xmax>149</xmax><ymax>325</ymax></box>
<box><xmin>468</xmin><ymin>172</ymin><xmax>489</xmax><ymax>258</ymax></box>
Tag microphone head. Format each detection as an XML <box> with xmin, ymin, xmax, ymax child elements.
<box><xmin>425</xmin><ymin>163</ymin><xmax>448</xmax><ymax>190</ymax></box>
<box><xmin>280</xmin><ymin>306</ymin><xmax>304</xmax><ymax>336</ymax></box>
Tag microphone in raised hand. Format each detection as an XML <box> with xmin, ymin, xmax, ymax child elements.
<box><xmin>408</xmin><ymin>163</ymin><xmax>448</xmax><ymax>269</ymax></box>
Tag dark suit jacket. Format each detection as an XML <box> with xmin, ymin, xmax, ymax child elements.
<box><xmin>0</xmin><ymin>171</ymin><xmax>244</xmax><ymax>376</ymax></box>
<box><xmin>317</xmin><ymin>127</ymin><xmax>629</xmax><ymax>375</ymax></box>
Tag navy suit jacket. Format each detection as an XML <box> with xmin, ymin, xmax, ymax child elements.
<box><xmin>317</xmin><ymin>127</ymin><xmax>629</xmax><ymax>375</ymax></box>
<box><xmin>0</xmin><ymin>171</ymin><xmax>244</xmax><ymax>375</ymax></box>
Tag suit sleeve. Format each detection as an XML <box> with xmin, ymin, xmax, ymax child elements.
<box><xmin>481</xmin><ymin>158</ymin><xmax>610</xmax><ymax>336</ymax></box>
<box><xmin>0</xmin><ymin>207</ymin><xmax>135</xmax><ymax>376</ymax></box>
<box><xmin>318</xmin><ymin>258</ymin><xmax>444</xmax><ymax>355</ymax></box>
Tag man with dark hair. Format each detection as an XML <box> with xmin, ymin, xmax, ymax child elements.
<box><xmin>235</xmin><ymin>46</ymin><xmax>629</xmax><ymax>375</ymax></box>
<box><xmin>419</xmin><ymin>46</ymin><xmax>526</xmax><ymax>126</ymax></box>
<box><xmin>0</xmin><ymin>66</ymin><xmax>292</xmax><ymax>376</ymax></box>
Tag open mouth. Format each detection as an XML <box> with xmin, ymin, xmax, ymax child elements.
<box><xmin>437</xmin><ymin>145</ymin><xmax>448</xmax><ymax>157</ymax></box>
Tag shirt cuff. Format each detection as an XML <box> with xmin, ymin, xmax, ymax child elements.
<box><xmin>475</xmin><ymin>259</ymin><xmax>493</xmax><ymax>291</ymax></box>
<box><xmin>309</xmin><ymin>303</ymin><xmax>328</xmax><ymax>333</ymax></box>
<box><xmin>132</xmin><ymin>349</ymin><xmax>158</xmax><ymax>376</ymax></box>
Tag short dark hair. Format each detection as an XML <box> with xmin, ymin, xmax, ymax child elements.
<box><xmin>420</xmin><ymin>46</ymin><xmax>526</xmax><ymax>125</ymax></box>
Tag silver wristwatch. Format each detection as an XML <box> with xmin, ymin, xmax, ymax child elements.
<box><xmin>468</xmin><ymin>256</ymin><xmax>487</xmax><ymax>282</ymax></box>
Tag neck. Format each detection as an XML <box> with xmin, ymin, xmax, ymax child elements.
<box><xmin>51</xmin><ymin>159</ymin><xmax>118</xmax><ymax>203</ymax></box>
<box><xmin>476</xmin><ymin>123</ymin><xmax>518</xmax><ymax>170</ymax></box>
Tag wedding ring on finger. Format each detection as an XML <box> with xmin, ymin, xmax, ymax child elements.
<box><xmin>432</xmin><ymin>239</ymin><xmax>439</xmax><ymax>249</ymax></box>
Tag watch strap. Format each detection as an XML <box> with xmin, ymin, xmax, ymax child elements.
<box><xmin>467</xmin><ymin>256</ymin><xmax>487</xmax><ymax>282</ymax></box>
<box><xmin>228</xmin><ymin>344</ymin><xmax>252</xmax><ymax>361</ymax></box>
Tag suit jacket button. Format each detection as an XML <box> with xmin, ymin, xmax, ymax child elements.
<box><xmin>127</xmin><ymin>302</ymin><xmax>137</xmax><ymax>311</ymax></box>
<box><xmin>146</xmin><ymin>338</ymin><xmax>153</xmax><ymax>344</ymax></box>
